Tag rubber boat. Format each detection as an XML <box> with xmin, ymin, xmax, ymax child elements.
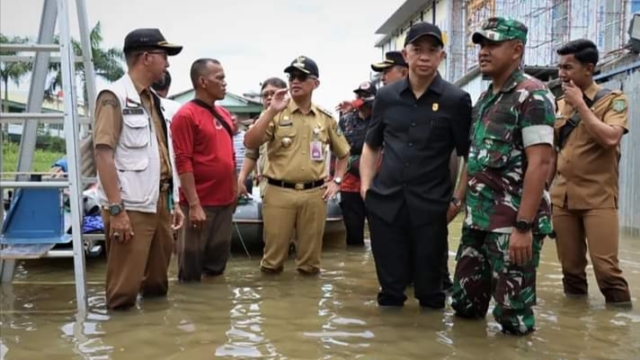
<box><xmin>231</xmin><ymin>186</ymin><xmax>345</xmax><ymax>251</ymax></box>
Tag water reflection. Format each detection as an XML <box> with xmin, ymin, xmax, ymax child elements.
<box><xmin>0</xmin><ymin>233</ymin><xmax>639</xmax><ymax>359</ymax></box>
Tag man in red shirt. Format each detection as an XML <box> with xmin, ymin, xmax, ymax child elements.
<box><xmin>170</xmin><ymin>58</ymin><xmax>237</xmax><ymax>282</ymax></box>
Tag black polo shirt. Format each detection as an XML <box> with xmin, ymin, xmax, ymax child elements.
<box><xmin>364</xmin><ymin>74</ymin><xmax>472</xmax><ymax>225</ymax></box>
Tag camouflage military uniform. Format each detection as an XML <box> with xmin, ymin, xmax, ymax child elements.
<box><xmin>451</xmin><ymin>18</ymin><xmax>556</xmax><ymax>335</ymax></box>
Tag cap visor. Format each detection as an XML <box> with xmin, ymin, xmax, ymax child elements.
<box><xmin>284</xmin><ymin>65</ymin><xmax>311</xmax><ymax>74</ymax></box>
<box><xmin>354</xmin><ymin>90</ymin><xmax>375</xmax><ymax>98</ymax></box>
<box><xmin>471</xmin><ymin>31</ymin><xmax>487</xmax><ymax>44</ymax></box>
<box><xmin>158</xmin><ymin>43</ymin><xmax>183</xmax><ymax>56</ymax></box>
<box><xmin>472</xmin><ymin>31</ymin><xmax>507</xmax><ymax>44</ymax></box>
<box><xmin>371</xmin><ymin>62</ymin><xmax>392</xmax><ymax>72</ymax></box>
<box><xmin>406</xmin><ymin>33</ymin><xmax>444</xmax><ymax>47</ymax></box>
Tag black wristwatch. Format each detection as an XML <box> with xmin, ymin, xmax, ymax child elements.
<box><xmin>451</xmin><ymin>196</ymin><xmax>462</xmax><ymax>208</ymax></box>
<box><xmin>108</xmin><ymin>202</ymin><xmax>124</xmax><ymax>216</ymax></box>
<box><xmin>515</xmin><ymin>218</ymin><xmax>532</xmax><ymax>233</ymax></box>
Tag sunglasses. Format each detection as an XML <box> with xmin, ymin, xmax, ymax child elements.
<box><xmin>288</xmin><ymin>72</ymin><xmax>312</xmax><ymax>82</ymax></box>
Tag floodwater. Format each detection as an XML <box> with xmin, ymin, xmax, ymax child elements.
<box><xmin>1</xmin><ymin>220</ymin><xmax>639</xmax><ymax>360</ymax></box>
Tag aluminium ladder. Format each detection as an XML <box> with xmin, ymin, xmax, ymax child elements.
<box><xmin>0</xmin><ymin>0</ymin><xmax>99</xmax><ymax>313</ymax></box>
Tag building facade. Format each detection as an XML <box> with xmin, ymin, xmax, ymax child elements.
<box><xmin>374</xmin><ymin>0</ymin><xmax>640</xmax><ymax>101</ymax></box>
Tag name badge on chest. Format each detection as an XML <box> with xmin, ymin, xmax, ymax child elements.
<box><xmin>310</xmin><ymin>141</ymin><xmax>324</xmax><ymax>161</ymax></box>
<box><xmin>123</xmin><ymin>108</ymin><xmax>144</xmax><ymax>115</ymax></box>
<box><xmin>310</xmin><ymin>124</ymin><xmax>324</xmax><ymax>161</ymax></box>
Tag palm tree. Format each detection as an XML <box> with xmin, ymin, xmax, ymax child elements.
<box><xmin>0</xmin><ymin>34</ymin><xmax>33</xmax><ymax>113</ymax></box>
<box><xmin>45</xmin><ymin>21</ymin><xmax>124</xmax><ymax>106</ymax></box>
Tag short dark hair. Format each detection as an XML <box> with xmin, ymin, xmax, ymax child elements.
<box><xmin>152</xmin><ymin>70</ymin><xmax>172</xmax><ymax>92</ymax></box>
<box><xmin>260</xmin><ymin>77</ymin><xmax>287</xmax><ymax>91</ymax></box>
<box><xmin>190</xmin><ymin>58</ymin><xmax>221</xmax><ymax>89</ymax></box>
<box><xmin>557</xmin><ymin>39</ymin><xmax>599</xmax><ymax>66</ymax></box>
<box><xmin>125</xmin><ymin>51</ymin><xmax>142</xmax><ymax>67</ymax></box>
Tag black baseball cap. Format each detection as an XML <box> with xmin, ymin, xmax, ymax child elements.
<box><xmin>284</xmin><ymin>55</ymin><xmax>320</xmax><ymax>78</ymax></box>
<box><xmin>123</xmin><ymin>28</ymin><xmax>183</xmax><ymax>56</ymax></box>
<box><xmin>371</xmin><ymin>51</ymin><xmax>407</xmax><ymax>72</ymax></box>
<box><xmin>404</xmin><ymin>22</ymin><xmax>444</xmax><ymax>47</ymax></box>
<box><xmin>353</xmin><ymin>81</ymin><xmax>377</xmax><ymax>96</ymax></box>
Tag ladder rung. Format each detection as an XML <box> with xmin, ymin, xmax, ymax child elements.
<box><xmin>42</xmin><ymin>249</ymin><xmax>75</xmax><ymax>258</ymax></box>
<box><xmin>0</xmin><ymin>55</ymin><xmax>85</xmax><ymax>63</ymax></box>
<box><xmin>1</xmin><ymin>113</ymin><xmax>64</xmax><ymax>120</ymax></box>
<box><xmin>0</xmin><ymin>113</ymin><xmax>92</xmax><ymax>124</ymax></box>
<box><xmin>0</xmin><ymin>44</ymin><xmax>60</xmax><ymax>52</ymax></box>
<box><xmin>0</xmin><ymin>181</ymin><xmax>70</xmax><ymax>189</ymax></box>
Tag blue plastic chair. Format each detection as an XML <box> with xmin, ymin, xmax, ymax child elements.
<box><xmin>0</xmin><ymin>187</ymin><xmax>71</xmax><ymax>259</ymax></box>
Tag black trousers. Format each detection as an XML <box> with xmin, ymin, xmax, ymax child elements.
<box><xmin>339</xmin><ymin>191</ymin><xmax>366</xmax><ymax>246</ymax></box>
<box><xmin>368</xmin><ymin>205</ymin><xmax>449</xmax><ymax>308</ymax></box>
<box><xmin>244</xmin><ymin>177</ymin><xmax>254</xmax><ymax>195</ymax></box>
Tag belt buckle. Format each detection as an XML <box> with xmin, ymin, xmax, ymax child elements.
<box><xmin>294</xmin><ymin>182</ymin><xmax>305</xmax><ymax>190</ymax></box>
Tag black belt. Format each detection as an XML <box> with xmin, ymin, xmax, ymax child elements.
<box><xmin>267</xmin><ymin>178</ymin><xmax>324</xmax><ymax>190</ymax></box>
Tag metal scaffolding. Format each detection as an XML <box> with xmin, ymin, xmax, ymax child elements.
<box><xmin>462</xmin><ymin>0</ymin><xmax>630</xmax><ymax>71</ymax></box>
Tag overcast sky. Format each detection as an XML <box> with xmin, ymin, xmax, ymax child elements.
<box><xmin>1</xmin><ymin>0</ymin><xmax>406</xmax><ymax>114</ymax></box>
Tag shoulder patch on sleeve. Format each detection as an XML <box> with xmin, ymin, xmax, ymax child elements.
<box><xmin>612</xmin><ymin>98</ymin><xmax>627</xmax><ymax>113</ymax></box>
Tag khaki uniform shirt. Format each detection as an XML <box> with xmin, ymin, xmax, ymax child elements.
<box><xmin>93</xmin><ymin>82</ymin><xmax>172</xmax><ymax>182</ymax></box>
<box><xmin>552</xmin><ymin>82</ymin><xmax>629</xmax><ymax>209</ymax></box>
<box><xmin>258</xmin><ymin>101</ymin><xmax>350</xmax><ymax>182</ymax></box>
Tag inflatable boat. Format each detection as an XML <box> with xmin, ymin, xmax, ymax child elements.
<box><xmin>231</xmin><ymin>187</ymin><xmax>345</xmax><ymax>252</ymax></box>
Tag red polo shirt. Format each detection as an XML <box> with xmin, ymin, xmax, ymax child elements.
<box><xmin>171</xmin><ymin>101</ymin><xmax>236</xmax><ymax>207</ymax></box>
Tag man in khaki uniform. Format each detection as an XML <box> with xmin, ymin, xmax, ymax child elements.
<box><xmin>551</xmin><ymin>39</ymin><xmax>631</xmax><ymax>305</ymax></box>
<box><xmin>244</xmin><ymin>56</ymin><xmax>350</xmax><ymax>274</ymax></box>
<box><xmin>93</xmin><ymin>28</ymin><xmax>184</xmax><ymax>310</ymax></box>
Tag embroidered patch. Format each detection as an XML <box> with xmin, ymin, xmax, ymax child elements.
<box><xmin>612</xmin><ymin>99</ymin><xmax>626</xmax><ymax>113</ymax></box>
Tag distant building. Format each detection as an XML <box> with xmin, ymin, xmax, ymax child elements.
<box><xmin>1</xmin><ymin>92</ymin><xmax>87</xmax><ymax>139</ymax></box>
<box><xmin>374</xmin><ymin>0</ymin><xmax>638</xmax><ymax>101</ymax></box>
<box><xmin>169</xmin><ymin>90</ymin><xmax>263</xmax><ymax>121</ymax></box>
<box><xmin>242</xmin><ymin>91</ymin><xmax>262</xmax><ymax>104</ymax></box>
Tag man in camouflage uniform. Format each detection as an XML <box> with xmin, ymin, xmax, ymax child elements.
<box><xmin>451</xmin><ymin>18</ymin><xmax>556</xmax><ymax>335</ymax></box>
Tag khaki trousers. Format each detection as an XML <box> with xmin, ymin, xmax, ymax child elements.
<box><xmin>177</xmin><ymin>204</ymin><xmax>233</xmax><ymax>282</ymax></box>
<box><xmin>261</xmin><ymin>184</ymin><xmax>327</xmax><ymax>273</ymax></box>
<box><xmin>552</xmin><ymin>206</ymin><xmax>631</xmax><ymax>303</ymax></box>
<box><xmin>102</xmin><ymin>191</ymin><xmax>173</xmax><ymax>310</ymax></box>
